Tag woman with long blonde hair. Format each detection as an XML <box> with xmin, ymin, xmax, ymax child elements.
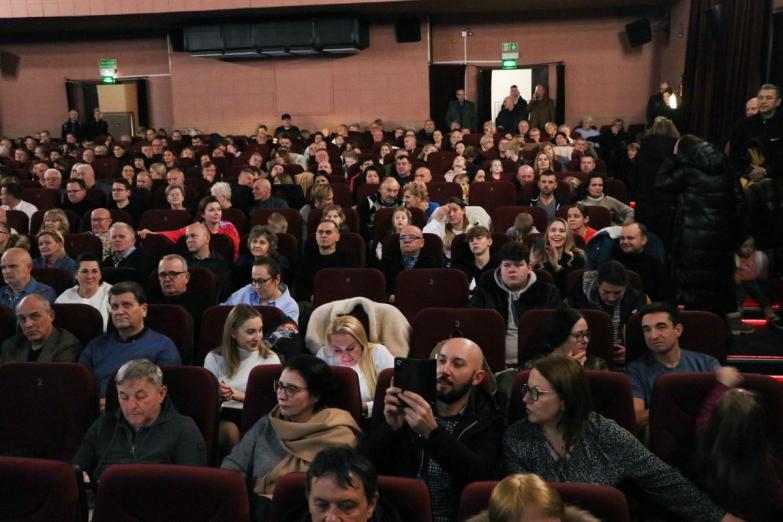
<box><xmin>316</xmin><ymin>315</ymin><xmax>394</xmax><ymax>416</ymax></box>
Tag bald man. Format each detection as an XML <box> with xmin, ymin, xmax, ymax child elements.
<box><xmin>1</xmin><ymin>294</ymin><xmax>82</xmax><ymax>362</ymax></box>
<box><xmin>380</xmin><ymin>224</ymin><xmax>441</xmax><ymax>296</ymax></box>
<box><xmin>361</xmin><ymin>338</ymin><xmax>504</xmax><ymax>522</ymax></box>
<box><xmin>0</xmin><ymin>248</ymin><xmax>57</xmax><ymax>309</ymax></box>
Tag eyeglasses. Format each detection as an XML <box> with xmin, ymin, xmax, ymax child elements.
<box><xmin>569</xmin><ymin>331</ymin><xmax>592</xmax><ymax>341</ymax></box>
<box><xmin>273</xmin><ymin>380</ymin><xmax>307</xmax><ymax>397</ymax></box>
<box><xmin>399</xmin><ymin>235</ymin><xmax>423</xmax><ymax>242</ymax></box>
<box><xmin>251</xmin><ymin>276</ymin><xmax>274</xmax><ymax>286</ymax></box>
<box><xmin>158</xmin><ymin>271</ymin><xmax>186</xmax><ymax>279</ymax></box>
<box><xmin>521</xmin><ymin>383</ymin><xmax>551</xmax><ymax>402</ymax></box>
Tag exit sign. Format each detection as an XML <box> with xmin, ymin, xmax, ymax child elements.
<box><xmin>99</xmin><ymin>58</ymin><xmax>118</xmax><ymax>83</ymax></box>
<box><xmin>502</xmin><ymin>42</ymin><xmax>518</xmax><ymax>52</ymax></box>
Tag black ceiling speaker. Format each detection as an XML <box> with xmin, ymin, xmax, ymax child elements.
<box><xmin>395</xmin><ymin>17</ymin><xmax>421</xmax><ymax>43</ymax></box>
<box><xmin>625</xmin><ymin>18</ymin><xmax>652</xmax><ymax>47</ymax></box>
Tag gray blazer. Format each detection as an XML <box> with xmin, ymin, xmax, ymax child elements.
<box><xmin>1</xmin><ymin>327</ymin><xmax>83</xmax><ymax>363</ymax></box>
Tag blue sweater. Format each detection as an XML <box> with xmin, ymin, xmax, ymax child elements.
<box><xmin>79</xmin><ymin>328</ymin><xmax>181</xmax><ymax>396</ymax></box>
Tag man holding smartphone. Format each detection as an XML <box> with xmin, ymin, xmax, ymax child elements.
<box><xmin>360</xmin><ymin>338</ymin><xmax>504</xmax><ymax>522</ymax></box>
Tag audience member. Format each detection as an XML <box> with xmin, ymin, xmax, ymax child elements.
<box><xmin>613</xmin><ymin>221</ymin><xmax>672</xmax><ymax>302</ymax></box>
<box><xmin>224</xmin><ymin>256</ymin><xmax>299</xmax><ymax>323</ymax></box>
<box><xmin>526</xmin><ymin>307</ymin><xmax>608</xmax><ymax>370</ymax></box>
<box><xmin>62</xmin><ymin>178</ymin><xmax>99</xmax><ymax>217</ymax></box>
<box><xmin>566</xmin><ymin>203</ymin><xmax>597</xmax><ymax>244</ymax></box>
<box><xmin>358</xmin><ymin>177</ymin><xmax>402</xmax><ymax>241</ymax></box>
<box><xmin>301</xmin><ymin>220</ymin><xmax>360</xmax><ymax>299</ymax></box>
<box><xmin>402</xmin><ymin>181</ymin><xmax>438</xmax><ymax>220</ymax></box>
<box><xmin>150</xmin><ymin>254</ymin><xmax>212</xmax><ymax>337</ymax></box>
<box><xmin>541</xmin><ymin>218</ymin><xmax>585</xmax><ymax>292</ymax></box>
<box><xmin>109</xmin><ymin>179</ymin><xmax>145</xmax><ymax>226</ymax></box>
<box><xmin>32</xmin><ymin>229</ymin><xmax>77</xmax><ymax>278</ymax></box>
<box><xmin>380</xmin><ymin>224</ymin><xmax>440</xmax><ymax>297</ymax></box>
<box><xmin>182</xmin><ymin>222</ymin><xmax>232</xmax><ymax>302</ymax></box>
<box><xmin>527</xmin><ymin>84</ymin><xmax>556</xmax><ymax>130</ymax></box>
<box><xmin>578</xmin><ymin>173</ymin><xmax>633</xmax><ymax>226</ymax></box>
<box><xmin>445</xmin><ymin>88</ymin><xmax>478</xmax><ymax>132</ymax></box>
<box><xmin>0</xmin><ymin>247</ymin><xmax>57</xmax><ymax>309</ymax></box>
<box><xmin>55</xmin><ymin>252</ymin><xmax>112</xmax><ymax>330</ymax></box>
<box><xmin>251</xmin><ymin>178</ymin><xmax>289</xmax><ymax>210</ymax></box>
<box><xmin>1</xmin><ymin>182</ymin><xmax>38</xmax><ymax>219</ymax></box>
<box><xmin>423</xmin><ymin>197</ymin><xmax>491</xmax><ymax>262</ymax></box>
<box><xmin>1</xmin><ymin>294</ymin><xmax>82</xmax><ymax>362</ymax></box>
<box><xmin>89</xmin><ymin>208</ymin><xmax>113</xmax><ymax>258</ymax></box>
<box><xmin>453</xmin><ymin>225</ymin><xmax>498</xmax><ymax>291</ymax></box>
<box><xmin>734</xmin><ymin>236</ymin><xmax>783</xmax><ymax>331</ymax></box>
<box><xmin>102</xmin><ymin>222</ymin><xmax>155</xmax><ymax>280</ymax></box>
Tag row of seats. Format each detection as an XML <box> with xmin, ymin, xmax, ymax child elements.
<box><xmin>0</xmin><ymin>459</ymin><xmax>630</xmax><ymax>522</ymax></box>
<box><xmin>4</xmin><ymin>361</ymin><xmax>778</xmax><ymax>474</ymax></box>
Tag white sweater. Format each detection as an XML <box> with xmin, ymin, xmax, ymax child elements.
<box><xmin>204</xmin><ymin>348</ymin><xmax>280</xmax><ymax>409</ymax></box>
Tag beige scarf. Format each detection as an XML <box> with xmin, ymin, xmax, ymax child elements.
<box><xmin>254</xmin><ymin>406</ymin><xmax>361</xmax><ymax>496</ymax></box>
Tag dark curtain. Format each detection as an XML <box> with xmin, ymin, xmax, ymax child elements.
<box><xmin>682</xmin><ymin>0</ymin><xmax>771</xmax><ymax>145</ymax></box>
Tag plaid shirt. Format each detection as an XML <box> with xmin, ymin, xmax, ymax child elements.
<box><xmin>419</xmin><ymin>410</ymin><xmax>464</xmax><ymax>522</ymax></box>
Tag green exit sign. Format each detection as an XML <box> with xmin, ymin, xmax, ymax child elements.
<box><xmin>502</xmin><ymin>42</ymin><xmax>518</xmax><ymax>52</ymax></box>
<box><xmin>501</xmin><ymin>59</ymin><xmax>518</xmax><ymax>70</ymax></box>
<box><xmin>101</xmin><ymin>76</ymin><xmax>117</xmax><ymax>84</ymax></box>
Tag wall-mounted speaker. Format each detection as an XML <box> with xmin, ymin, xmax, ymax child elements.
<box><xmin>395</xmin><ymin>18</ymin><xmax>421</xmax><ymax>43</ymax></box>
<box><xmin>625</xmin><ymin>18</ymin><xmax>652</xmax><ymax>47</ymax></box>
<box><xmin>0</xmin><ymin>51</ymin><xmax>20</xmax><ymax>78</ymax></box>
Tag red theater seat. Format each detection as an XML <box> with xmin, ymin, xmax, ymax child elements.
<box><xmin>0</xmin><ymin>456</ymin><xmax>82</xmax><ymax>522</ymax></box>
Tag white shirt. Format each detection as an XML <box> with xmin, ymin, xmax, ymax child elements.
<box><xmin>316</xmin><ymin>343</ymin><xmax>395</xmax><ymax>415</ymax></box>
<box><xmin>204</xmin><ymin>348</ymin><xmax>280</xmax><ymax>409</ymax></box>
<box><xmin>2</xmin><ymin>200</ymin><xmax>38</xmax><ymax>220</ymax></box>
<box><xmin>55</xmin><ymin>282</ymin><xmax>113</xmax><ymax>331</ymax></box>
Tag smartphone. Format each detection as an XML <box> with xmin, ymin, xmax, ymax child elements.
<box><xmin>394</xmin><ymin>358</ymin><xmax>436</xmax><ymax>404</ymax></box>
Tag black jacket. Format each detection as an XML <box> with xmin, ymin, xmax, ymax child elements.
<box><xmin>380</xmin><ymin>253</ymin><xmax>440</xmax><ymax>294</ymax></box>
<box><xmin>495</xmin><ymin>104</ymin><xmax>526</xmax><ymax>134</ymax></box>
<box><xmin>631</xmin><ymin>134</ymin><xmax>677</xmax><ymax>251</ymax></box>
<box><xmin>72</xmin><ymin>397</ymin><xmax>206</xmax><ymax>480</ymax></box>
<box><xmin>360</xmin><ymin>387</ymin><xmax>504</xmax><ymax>503</ymax></box>
<box><xmin>468</xmin><ymin>269</ymin><xmax>562</xmax><ymax>326</ymax></box>
<box><xmin>656</xmin><ymin>141</ymin><xmax>745</xmax><ymax>313</ymax></box>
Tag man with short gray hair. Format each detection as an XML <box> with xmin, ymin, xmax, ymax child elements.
<box><xmin>1</xmin><ymin>294</ymin><xmax>81</xmax><ymax>362</ymax></box>
<box><xmin>72</xmin><ymin>358</ymin><xmax>206</xmax><ymax>481</ymax></box>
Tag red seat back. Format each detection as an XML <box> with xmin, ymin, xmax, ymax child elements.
<box><xmin>395</xmin><ymin>269</ymin><xmax>469</xmax><ymax>321</ymax></box>
<box><xmin>468</xmin><ymin>181</ymin><xmax>516</xmax><ymax>214</ymax></box>
<box><xmin>493</xmin><ymin>205</ymin><xmax>548</xmax><ymax>233</ymax></box>
<box><xmin>0</xmin><ymin>456</ymin><xmax>82</xmax><ymax>522</ymax></box>
<box><xmin>312</xmin><ymin>268</ymin><xmax>387</xmax><ymax>308</ymax></box>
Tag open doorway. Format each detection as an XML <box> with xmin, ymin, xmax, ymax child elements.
<box><xmin>429</xmin><ymin>64</ymin><xmax>467</xmax><ymax>130</ymax></box>
<box><xmin>65</xmin><ymin>79</ymin><xmax>149</xmax><ymax>137</ymax></box>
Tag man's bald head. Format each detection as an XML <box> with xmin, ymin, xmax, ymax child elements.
<box><xmin>16</xmin><ymin>293</ymin><xmax>55</xmax><ymax>346</ymax></box>
<box><xmin>1</xmin><ymin>247</ymin><xmax>33</xmax><ymax>291</ymax></box>
<box><xmin>745</xmin><ymin>97</ymin><xmax>759</xmax><ymax>118</ymax></box>
<box><xmin>439</xmin><ymin>337</ymin><xmax>485</xmax><ymax>372</ymax></box>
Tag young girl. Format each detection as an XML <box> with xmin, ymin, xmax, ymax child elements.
<box><xmin>375</xmin><ymin>208</ymin><xmax>411</xmax><ymax>260</ymax></box>
<box><xmin>735</xmin><ymin>236</ymin><xmax>783</xmax><ymax>329</ymax></box>
<box><xmin>322</xmin><ymin>204</ymin><xmax>350</xmax><ymax>233</ymax></box>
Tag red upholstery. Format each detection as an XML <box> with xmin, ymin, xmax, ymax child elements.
<box><xmin>605</xmin><ymin>179</ymin><xmax>629</xmax><ymax>203</ymax></box>
<box><xmin>104</xmin><ymin>365</ymin><xmax>220</xmax><ymax>465</ymax></box>
<box><xmin>220</xmin><ymin>207</ymin><xmax>248</xmax><ymax>235</ymax></box>
<box><xmin>241</xmin><ymin>364</ymin><xmax>362</xmax><ymax>433</ymax></box>
<box><xmin>52</xmin><ymin>303</ymin><xmax>104</xmax><ymax>346</ymax></box>
<box><xmin>624</xmin><ymin>310</ymin><xmax>729</xmax><ymax>364</ymax></box>
<box><xmin>93</xmin><ymin>464</ymin><xmax>250</xmax><ymax>522</ymax></box>
<box><xmin>329</xmin><ymin>182</ymin><xmax>353</xmax><ymax>208</ymax></box>
<box><xmin>508</xmin><ymin>369</ymin><xmax>636</xmax><ymax>434</ymax></box>
<box><xmin>6</xmin><ymin>209</ymin><xmax>29</xmax><ymax>235</ymax></box>
<box><xmin>0</xmin><ymin>304</ymin><xmax>15</xmax><ymax>341</ymax></box>
<box><xmin>395</xmin><ymin>268</ymin><xmax>469</xmax><ymax>320</ymax></box>
<box><xmin>373</xmin><ymin>207</ymin><xmax>427</xmax><ymax>242</ymax></box>
<box><xmin>102</xmin><ymin>266</ymin><xmax>145</xmax><ymax>285</ymax></box>
<box><xmin>468</xmin><ymin>181</ymin><xmax>516</xmax><ymax>214</ymax></box>
<box><xmin>271</xmin><ymin>472</ymin><xmax>433</xmax><ymax>522</ymax></box>
<box><xmin>22</xmin><ymin>188</ymin><xmax>59</xmax><ymax>211</ymax></box>
<box><xmin>649</xmin><ymin>372</ymin><xmax>783</xmax><ymax>469</ymax></box>
<box><xmin>92</xmin><ymin>157</ymin><xmax>121</xmax><ymax>179</ymax></box>
<box><xmin>63</xmin><ymin>232</ymin><xmax>103</xmax><ymax>258</ymax></box>
<box><xmin>250</xmin><ymin>208</ymin><xmax>303</xmax><ymax>243</ymax></box>
<box><xmin>139</xmin><ymin>209</ymin><xmax>192</xmax><ymax>232</ymax></box>
<box><xmin>517</xmin><ymin>309</ymin><xmax>614</xmax><ymax>365</ymax></box>
<box><xmin>492</xmin><ymin>206</ymin><xmax>548</xmax><ymax>234</ymax></box>
<box><xmin>145</xmin><ymin>304</ymin><xmax>194</xmax><ymax>364</ymax></box>
<box><xmin>458</xmin><ymin>480</ymin><xmax>629</xmax><ymax>522</ymax></box>
<box><xmin>136</xmin><ymin>233</ymin><xmax>173</xmax><ymax>266</ymax></box>
<box><xmin>196</xmin><ymin>305</ymin><xmax>286</xmax><ymax>365</ymax></box>
<box><xmin>307</xmin><ymin>206</ymin><xmax>359</xmax><ymax>235</ymax></box>
<box><xmin>426</xmin><ymin>181</ymin><xmax>463</xmax><ymax>205</ymax></box>
<box><xmin>0</xmin><ymin>363</ymin><xmax>97</xmax><ymax>460</ymax></box>
<box><xmin>30</xmin><ymin>267</ymin><xmax>72</xmax><ymax>295</ymax></box>
<box><xmin>0</xmin><ymin>456</ymin><xmax>81</xmax><ymax>522</ymax></box>
<box><xmin>312</xmin><ymin>268</ymin><xmax>387</xmax><ymax>308</ymax></box>
<box><xmin>410</xmin><ymin>308</ymin><xmax>506</xmax><ymax>372</ymax></box>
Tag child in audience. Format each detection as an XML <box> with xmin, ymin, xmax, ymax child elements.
<box><xmin>506</xmin><ymin>212</ymin><xmax>539</xmax><ymax>241</ymax></box>
<box><xmin>266</xmin><ymin>212</ymin><xmax>288</xmax><ymax>235</ymax></box>
<box><xmin>375</xmin><ymin>208</ymin><xmax>411</xmax><ymax>260</ymax></box>
<box><xmin>735</xmin><ymin>236</ymin><xmax>783</xmax><ymax>329</ymax></box>
<box><xmin>454</xmin><ymin>173</ymin><xmax>471</xmax><ymax>202</ymax></box>
<box><xmin>322</xmin><ymin>204</ymin><xmax>350</xmax><ymax>233</ymax></box>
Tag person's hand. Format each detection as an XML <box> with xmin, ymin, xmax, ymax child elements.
<box><xmin>434</xmin><ymin>206</ymin><xmax>448</xmax><ymax>222</ymax></box>
<box><xmin>569</xmin><ymin>350</ymin><xmax>587</xmax><ymax>366</ymax></box>
<box><xmin>749</xmin><ymin>165</ymin><xmax>767</xmax><ymax>181</ymax></box>
<box><xmin>227</xmin><ymin>144</ymin><xmax>237</xmax><ymax>155</ymax></box>
<box><xmin>137</xmin><ymin>228</ymin><xmax>153</xmax><ymax>239</ymax></box>
<box><xmin>544</xmin><ymin>244</ymin><xmax>560</xmax><ymax>268</ymax></box>
<box><xmin>219</xmin><ymin>380</ymin><xmax>234</xmax><ymax>401</ymax></box>
<box><xmin>399</xmin><ymin>391</ymin><xmax>438</xmax><ymax>438</ymax></box>
<box><xmin>383</xmin><ymin>383</ymin><xmax>406</xmax><ymax>431</ymax></box>
<box><xmin>270</xmin><ymin>164</ymin><xmax>284</xmax><ymax>178</ymax></box>
<box><xmin>716</xmin><ymin>366</ymin><xmax>743</xmax><ymax>388</ymax></box>
<box><xmin>231</xmin><ymin>389</ymin><xmax>245</xmax><ymax>402</ymax></box>
<box><xmin>82</xmin><ymin>471</ymin><xmax>91</xmax><ymax>484</ymax></box>
<box><xmin>612</xmin><ymin>344</ymin><xmax>626</xmax><ymax>365</ymax></box>
<box><xmin>720</xmin><ymin>514</ymin><xmax>748</xmax><ymax>522</ymax></box>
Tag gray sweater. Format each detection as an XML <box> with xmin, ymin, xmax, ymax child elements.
<box><xmin>503</xmin><ymin>413</ymin><xmax>726</xmax><ymax>522</ymax></box>
<box><xmin>221</xmin><ymin>416</ymin><xmax>288</xmax><ymax>483</ymax></box>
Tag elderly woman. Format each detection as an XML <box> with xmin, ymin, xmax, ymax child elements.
<box><xmin>221</xmin><ymin>355</ymin><xmax>361</xmax><ymax>519</ymax></box>
<box><xmin>402</xmin><ymin>180</ymin><xmax>438</xmax><ymax>220</ymax></box>
<box><xmin>205</xmin><ymin>305</ymin><xmax>280</xmax><ymax>455</ymax></box>
<box><xmin>235</xmin><ymin>225</ymin><xmax>291</xmax><ymax>285</ymax></box>
<box><xmin>42</xmin><ymin>208</ymin><xmax>70</xmax><ymax>236</ymax></box>
<box><xmin>33</xmin><ymin>229</ymin><xmax>77</xmax><ymax>278</ymax></box>
<box><xmin>55</xmin><ymin>252</ymin><xmax>113</xmax><ymax>330</ymax></box>
<box><xmin>165</xmin><ymin>184</ymin><xmax>188</xmax><ymax>212</ymax></box>
<box><xmin>316</xmin><ymin>315</ymin><xmax>394</xmax><ymax>417</ymax></box>
<box><xmin>210</xmin><ymin>181</ymin><xmax>233</xmax><ymax>209</ymax></box>
<box><xmin>504</xmin><ymin>355</ymin><xmax>743</xmax><ymax>522</ymax></box>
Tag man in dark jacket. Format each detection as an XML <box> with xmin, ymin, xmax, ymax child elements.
<box><xmin>361</xmin><ymin>338</ymin><xmax>504</xmax><ymax>522</ymax></box>
<box><xmin>72</xmin><ymin>359</ymin><xmax>206</xmax><ymax>481</ymax></box>
<box><xmin>380</xmin><ymin>225</ymin><xmax>440</xmax><ymax>297</ymax></box>
<box><xmin>444</xmin><ymin>88</ymin><xmax>478</xmax><ymax>132</ymax></box>
<box><xmin>468</xmin><ymin>242</ymin><xmax>561</xmax><ymax>365</ymax></box>
<box><xmin>495</xmin><ymin>96</ymin><xmax>526</xmax><ymax>134</ymax></box>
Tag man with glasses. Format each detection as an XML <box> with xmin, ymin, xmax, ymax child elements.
<box><xmin>223</xmin><ymin>256</ymin><xmax>299</xmax><ymax>322</ymax></box>
<box><xmin>362</xmin><ymin>338</ymin><xmax>503</xmax><ymax>522</ymax></box>
<box><xmin>62</xmin><ymin>178</ymin><xmax>98</xmax><ymax>217</ymax></box>
<box><xmin>89</xmin><ymin>208</ymin><xmax>113</xmax><ymax>258</ymax></box>
<box><xmin>108</xmin><ymin>179</ymin><xmax>145</xmax><ymax>227</ymax></box>
<box><xmin>468</xmin><ymin>242</ymin><xmax>561</xmax><ymax>366</ymax></box>
<box><xmin>380</xmin><ymin>224</ymin><xmax>440</xmax><ymax>298</ymax></box>
<box><xmin>150</xmin><ymin>255</ymin><xmax>211</xmax><ymax>346</ymax></box>
<box><xmin>1</xmin><ymin>294</ymin><xmax>81</xmax><ymax>362</ymax></box>
<box><xmin>301</xmin><ymin>219</ymin><xmax>360</xmax><ymax>300</ymax></box>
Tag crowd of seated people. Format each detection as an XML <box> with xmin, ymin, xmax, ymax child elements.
<box><xmin>1</xmin><ymin>82</ymin><xmax>782</xmax><ymax>522</ymax></box>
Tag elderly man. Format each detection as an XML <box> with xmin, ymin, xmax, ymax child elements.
<box><xmin>79</xmin><ymin>282</ymin><xmax>181</xmax><ymax>397</ymax></box>
<box><xmin>495</xmin><ymin>96</ymin><xmax>525</xmax><ymax>134</ymax></box>
<box><xmin>357</xmin><ymin>177</ymin><xmax>402</xmax><ymax>240</ymax></box>
<box><xmin>183</xmin><ymin>223</ymin><xmax>231</xmax><ymax>301</ymax></box>
<box><xmin>101</xmin><ymin>222</ymin><xmax>155</xmax><ymax>280</ymax></box>
<box><xmin>251</xmin><ymin>178</ymin><xmax>288</xmax><ymax>210</ymax></box>
<box><xmin>1</xmin><ymin>294</ymin><xmax>81</xmax><ymax>362</ymax></box>
<box><xmin>745</xmin><ymin>96</ymin><xmax>759</xmax><ymax>118</ymax></box>
<box><xmin>223</xmin><ymin>256</ymin><xmax>299</xmax><ymax>322</ymax></box>
<box><xmin>61</xmin><ymin>109</ymin><xmax>83</xmax><ymax>141</ymax></box>
<box><xmin>74</xmin><ymin>163</ymin><xmax>111</xmax><ymax>196</ymax></box>
<box><xmin>468</xmin><ymin>242</ymin><xmax>560</xmax><ymax>365</ymax></box>
<box><xmin>362</xmin><ymin>338</ymin><xmax>504</xmax><ymax>522</ymax></box>
<box><xmin>0</xmin><ymin>248</ymin><xmax>57</xmax><ymax>309</ymax></box>
<box><xmin>380</xmin><ymin>224</ymin><xmax>440</xmax><ymax>297</ymax></box>
<box><xmin>1</xmin><ymin>182</ymin><xmax>38</xmax><ymax>219</ymax></box>
<box><xmin>42</xmin><ymin>168</ymin><xmax>63</xmax><ymax>192</ymax></box>
<box><xmin>89</xmin><ymin>208</ymin><xmax>113</xmax><ymax>258</ymax></box>
<box><xmin>150</xmin><ymin>254</ymin><xmax>212</xmax><ymax>343</ymax></box>
<box><xmin>445</xmin><ymin>88</ymin><xmax>478</xmax><ymax>133</ymax></box>
<box><xmin>72</xmin><ymin>359</ymin><xmax>206</xmax><ymax>481</ymax></box>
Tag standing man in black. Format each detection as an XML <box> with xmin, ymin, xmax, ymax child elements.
<box><xmin>495</xmin><ymin>96</ymin><xmax>525</xmax><ymax>135</ymax></box>
<box><xmin>444</xmin><ymin>88</ymin><xmax>478</xmax><ymax>133</ymax></box>
<box><xmin>61</xmin><ymin>109</ymin><xmax>84</xmax><ymax>141</ymax></box>
<box><xmin>646</xmin><ymin>81</ymin><xmax>670</xmax><ymax>128</ymax></box>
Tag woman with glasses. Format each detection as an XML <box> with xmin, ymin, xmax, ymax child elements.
<box><xmin>55</xmin><ymin>252</ymin><xmax>112</xmax><ymax>330</ymax></box>
<box><xmin>525</xmin><ymin>308</ymin><xmax>607</xmax><ymax>370</ymax></box>
<box><xmin>316</xmin><ymin>315</ymin><xmax>394</xmax><ymax>417</ymax></box>
<box><xmin>205</xmin><ymin>304</ymin><xmax>280</xmax><ymax>456</ymax></box>
<box><xmin>222</xmin><ymin>354</ymin><xmax>361</xmax><ymax>521</ymax></box>
<box><xmin>504</xmin><ymin>355</ymin><xmax>744</xmax><ymax>522</ymax></box>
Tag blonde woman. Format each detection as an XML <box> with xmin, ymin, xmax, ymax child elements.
<box><xmin>542</xmin><ymin>217</ymin><xmax>585</xmax><ymax>291</ymax></box>
<box><xmin>205</xmin><ymin>304</ymin><xmax>280</xmax><ymax>454</ymax></box>
<box><xmin>402</xmin><ymin>180</ymin><xmax>439</xmax><ymax>219</ymax></box>
<box><xmin>42</xmin><ymin>208</ymin><xmax>70</xmax><ymax>236</ymax></box>
<box><xmin>33</xmin><ymin>229</ymin><xmax>77</xmax><ymax>278</ymax></box>
<box><xmin>316</xmin><ymin>315</ymin><xmax>394</xmax><ymax>416</ymax></box>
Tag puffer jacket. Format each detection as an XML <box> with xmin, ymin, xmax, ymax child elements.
<box><xmin>656</xmin><ymin>141</ymin><xmax>746</xmax><ymax>313</ymax></box>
